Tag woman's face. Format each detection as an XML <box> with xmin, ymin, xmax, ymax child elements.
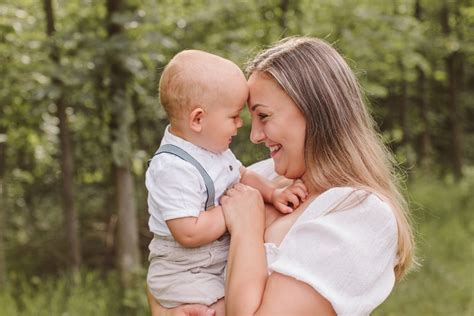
<box><xmin>247</xmin><ymin>72</ymin><xmax>307</xmax><ymax>179</ymax></box>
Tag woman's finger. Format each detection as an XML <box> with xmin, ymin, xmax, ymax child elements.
<box><xmin>233</xmin><ymin>182</ymin><xmax>246</xmax><ymax>191</ymax></box>
<box><xmin>179</xmin><ymin>304</ymin><xmax>216</xmax><ymax>316</ymax></box>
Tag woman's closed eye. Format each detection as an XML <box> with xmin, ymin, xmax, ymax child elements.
<box><xmin>258</xmin><ymin>113</ymin><xmax>269</xmax><ymax>120</ymax></box>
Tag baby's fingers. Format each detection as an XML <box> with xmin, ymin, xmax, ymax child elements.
<box><xmin>292</xmin><ymin>180</ymin><xmax>308</xmax><ymax>194</ymax></box>
<box><xmin>289</xmin><ymin>186</ymin><xmax>307</xmax><ymax>202</ymax></box>
<box><xmin>283</xmin><ymin>193</ymin><xmax>300</xmax><ymax>209</ymax></box>
<box><xmin>276</xmin><ymin>202</ymin><xmax>294</xmax><ymax>214</ymax></box>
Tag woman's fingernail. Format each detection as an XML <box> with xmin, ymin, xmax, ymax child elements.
<box><xmin>206</xmin><ymin>309</ymin><xmax>216</xmax><ymax>316</ymax></box>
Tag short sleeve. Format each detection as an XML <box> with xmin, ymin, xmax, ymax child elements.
<box><xmin>146</xmin><ymin>156</ymin><xmax>205</xmax><ymax>221</ymax></box>
<box><xmin>269</xmin><ymin>188</ymin><xmax>398</xmax><ymax>316</ymax></box>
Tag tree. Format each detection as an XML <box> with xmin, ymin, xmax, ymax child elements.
<box><xmin>414</xmin><ymin>0</ymin><xmax>432</xmax><ymax>167</ymax></box>
<box><xmin>440</xmin><ymin>1</ymin><xmax>464</xmax><ymax>179</ymax></box>
<box><xmin>42</xmin><ymin>0</ymin><xmax>81</xmax><ymax>273</ymax></box>
<box><xmin>0</xmin><ymin>122</ymin><xmax>6</xmax><ymax>288</ymax></box>
<box><xmin>105</xmin><ymin>0</ymin><xmax>141</xmax><ymax>287</ymax></box>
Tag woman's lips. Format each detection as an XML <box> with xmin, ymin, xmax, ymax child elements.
<box><xmin>269</xmin><ymin>145</ymin><xmax>282</xmax><ymax>157</ymax></box>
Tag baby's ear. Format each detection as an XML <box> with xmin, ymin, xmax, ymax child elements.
<box><xmin>189</xmin><ymin>107</ymin><xmax>204</xmax><ymax>132</ymax></box>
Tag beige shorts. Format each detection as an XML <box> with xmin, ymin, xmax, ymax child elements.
<box><xmin>147</xmin><ymin>234</ymin><xmax>229</xmax><ymax>308</ymax></box>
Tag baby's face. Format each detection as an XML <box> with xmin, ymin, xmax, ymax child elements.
<box><xmin>199</xmin><ymin>77</ymin><xmax>249</xmax><ymax>153</ymax></box>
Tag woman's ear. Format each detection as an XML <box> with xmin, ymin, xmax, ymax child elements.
<box><xmin>189</xmin><ymin>107</ymin><xmax>204</xmax><ymax>132</ymax></box>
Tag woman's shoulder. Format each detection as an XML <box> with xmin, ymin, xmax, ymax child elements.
<box><xmin>272</xmin><ymin>186</ymin><xmax>398</xmax><ymax>315</ymax></box>
<box><xmin>303</xmin><ymin>186</ymin><xmax>395</xmax><ymax>225</ymax></box>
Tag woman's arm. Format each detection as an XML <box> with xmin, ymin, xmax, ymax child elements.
<box><xmin>147</xmin><ymin>287</ymin><xmax>216</xmax><ymax>316</ymax></box>
<box><xmin>221</xmin><ymin>184</ymin><xmax>267</xmax><ymax>315</ymax></box>
<box><xmin>221</xmin><ymin>184</ymin><xmax>335</xmax><ymax>316</ymax></box>
<box><xmin>255</xmin><ymin>273</ymin><xmax>335</xmax><ymax>316</ymax></box>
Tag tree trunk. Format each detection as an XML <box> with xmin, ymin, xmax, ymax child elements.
<box><xmin>441</xmin><ymin>3</ymin><xmax>463</xmax><ymax>179</ymax></box>
<box><xmin>416</xmin><ymin>67</ymin><xmax>432</xmax><ymax>166</ymax></box>
<box><xmin>398</xmin><ymin>60</ymin><xmax>413</xmax><ymax>169</ymax></box>
<box><xmin>278</xmin><ymin>0</ymin><xmax>289</xmax><ymax>32</ymax></box>
<box><xmin>43</xmin><ymin>0</ymin><xmax>81</xmax><ymax>273</ymax></box>
<box><xmin>115</xmin><ymin>165</ymin><xmax>140</xmax><ymax>285</ymax></box>
<box><xmin>414</xmin><ymin>0</ymin><xmax>432</xmax><ymax>167</ymax></box>
<box><xmin>399</xmin><ymin>65</ymin><xmax>410</xmax><ymax>148</ymax></box>
<box><xmin>106</xmin><ymin>0</ymin><xmax>141</xmax><ymax>287</ymax></box>
<box><xmin>0</xmin><ymin>127</ymin><xmax>7</xmax><ymax>288</ymax></box>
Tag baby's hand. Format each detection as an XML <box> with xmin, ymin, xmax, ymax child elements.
<box><xmin>271</xmin><ymin>179</ymin><xmax>308</xmax><ymax>213</ymax></box>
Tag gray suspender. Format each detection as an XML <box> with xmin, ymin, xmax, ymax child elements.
<box><xmin>149</xmin><ymin>144</ymin><xmax>215</xmax><ymax>210</ymax></box>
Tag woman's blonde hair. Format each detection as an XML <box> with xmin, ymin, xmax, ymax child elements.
<box><xmin>247</xmin><ymin>37</ymin><xmax>415</xmax><ymax>280</ymax></box>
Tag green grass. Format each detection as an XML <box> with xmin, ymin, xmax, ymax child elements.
<box><xmin>374</xmin><ymin>172</ymin><xmax>474</xmax><ymax>315</ymax></box>
<box><xmin>0</xmin><ymin>174</ymin><xmax>472</xmax><ymax>316</ymax></box>
<box><xmin>0</xmin><ymin>271</ymin><xmax>149</xmax><ymax>316</ymax></box>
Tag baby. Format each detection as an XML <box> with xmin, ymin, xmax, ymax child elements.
<box><xmin>146</xmin><ymin>50</ymin><xmax>307</xmax><ymax>313</ymax></box>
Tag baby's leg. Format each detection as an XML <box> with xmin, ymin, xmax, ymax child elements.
<box><xmin>210</xmin><ymin>298</ymin><xmax>225</xmax><ymax>316</ymax></box>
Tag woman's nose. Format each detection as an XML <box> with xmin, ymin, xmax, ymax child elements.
<box><xmin>250</xmin><ymin>120</ymin><xmax>265</xmax><ymax>144</ymax></box>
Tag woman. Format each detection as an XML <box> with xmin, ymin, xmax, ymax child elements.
<box><xmin>150</xmin><ymin>36</ymin><xmax>415</xmax><ymax>316</ymax></box>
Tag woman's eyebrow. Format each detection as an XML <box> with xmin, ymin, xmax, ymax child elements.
<box><xmin>250</xmin><ymin>103</ymin><xmax>265</xmax><ymax>112</ymax></box>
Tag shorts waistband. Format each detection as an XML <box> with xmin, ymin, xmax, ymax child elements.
<box><xmin>152</xmin><ymin>233</ymin><xmax>230</xmax><ymax>250</ymax></box>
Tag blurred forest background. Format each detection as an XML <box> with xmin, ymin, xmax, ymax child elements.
<box><xmin>0</xmin><ymin>0</ymin><xmax>473</xmax><ymax>315</ymax></box>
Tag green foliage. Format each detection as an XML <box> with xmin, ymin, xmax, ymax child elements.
<box><xmin>0</xmin><ymin>271</ymin><xmax>149</xmax><ymax>316</ymax></box>
<box><xmin>0</xmin><ymin>0</ymin><xmax>473</xmax><ymax>314</ymax></box>
<box><xmin>374</xmin><ymin>170</ymin><xmax>474</xmax><ymax>315</ymax></box>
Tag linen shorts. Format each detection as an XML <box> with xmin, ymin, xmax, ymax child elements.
<box><xmin>147</xmin><ymin>234</ymin><xmax>229</xmax><ymax>308</ymax></box>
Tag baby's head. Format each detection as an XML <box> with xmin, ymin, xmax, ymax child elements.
<box><xmin>159</xmin><ymin>50</ymin><xmax>248</xmax><ymax>153</ymax></box>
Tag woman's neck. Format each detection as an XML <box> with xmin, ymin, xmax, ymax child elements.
<box><xmin>301</xmin><ymin>172</ymin><xmax>325</xmax><ymax>196</ymax></box>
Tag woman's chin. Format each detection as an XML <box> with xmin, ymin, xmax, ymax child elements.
<box><xmin>274</xmin><ymin>163</ymin><xmax>291</xmax><ymax>179</ymax></box>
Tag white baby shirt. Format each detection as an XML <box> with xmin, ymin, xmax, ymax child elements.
<box><xmin>146</xmin><ymin>126</ymin><xmax>242</xmax><ymax>236</ymax></box>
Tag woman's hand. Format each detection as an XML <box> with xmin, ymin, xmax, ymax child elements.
<box><xmin>220</xmin><ymin>183</ymin><xmax>265</xmax><ymax>236</ymax></box>
<box><xmin>147</xmin><ymin>287</ymin><xmax>215</xmax><ymax>316</ymax></box>
<box><xmin>169</xmin><ymin>304</ymin><xmax>216</xmax><ymax>316</ymax></box>
<box><xmin>150</xmin><ymin>302</ymin><xmax>215</xmax><ymax>316</ymax></box>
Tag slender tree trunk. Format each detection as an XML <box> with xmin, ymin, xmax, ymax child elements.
<box><xmin>278</xmin><ymin>0</ymin><xmax>289</xmax><ymax>32</ymax></box>
<box><xmin>0</xmin><ymin>127</ymin><xmax>6</xmax><ymax>288</ymax></box>
<box><xmin>43</xmin><ymin>0</ymin><xmax>81</xmax><ymax>272</ymax></box>
<box><xmin>399</xmin><ymin>64</ymin><xmax>410</xmax><ymax>148</ymax></box>
<box><xmin>416</xmin><ymin>67</ymin><xmax>432</xmax><ymax>166</ymax></box>
<box><xmin>398</xmin><ymin>60</ymin><xmax>414</xmax><ymax>170</ymax></box>
<box><xmin>441</xmin><ymin>3</ymin><xmax>463</xmax><ymax>179</ymax></box>
<box><xmin>414</xmin><ymin>0</ymin><xmax>432</xmax><ymax>167</ymax></box>
<box><xmin>106</xmin><ymin>0</ymin><xmax>141</xmax><ymax>287</ymax></box>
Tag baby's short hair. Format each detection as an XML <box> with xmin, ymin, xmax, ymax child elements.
<box><xmin>159</xmin><ymin>52</ymin><xmax>206</xmax><ymax>122</ymax></box>
<box><xmin>159</xmin><ymin>50</ymin><xmax>245</xmax><ymax>123</ymax></box>
<box><xmin>158</xmin><ymin>59</ymin><xmax>195</xmax><ymax>121</ymax></box>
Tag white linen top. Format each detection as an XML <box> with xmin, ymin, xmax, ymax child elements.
<box><xmin>265</xmin><ymin>187</ymin><xmax>398</xmax><ymax>316</ymax></box>
<box><xmin>249</xmin><ymin>159</ymin><xmax>398</xmax><ymax>316</ymax></box>
<box><xmin>146</xmin><ymin>126</ymin><xmax>241</xmax><ymax>236</ymax></box>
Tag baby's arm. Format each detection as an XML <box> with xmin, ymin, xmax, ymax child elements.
<box><xmin>166</xmin><ymin>206</ymin><xmax>226</xmax><ymax>248</ymax></box>
<box><xmin>240</xmin><ymin>166</ymin><xmax>307</xmax><ymax>213</ymax></box>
